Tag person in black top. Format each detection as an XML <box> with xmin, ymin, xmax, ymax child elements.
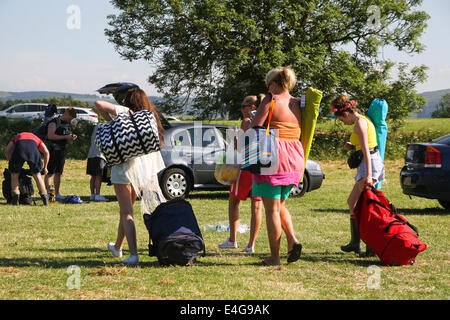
<box><xmin>44</xmin><ymin>107</ymin><xmax>77</xmax><ymax>200</ymax></box>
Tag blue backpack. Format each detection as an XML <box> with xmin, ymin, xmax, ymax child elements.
<box><xmin>143</xmin><ymin>198</ymin><xmax>205</xmax><ymax>266</ymax></box>
<box><xmin>367</xmin><ymin>99</ymin><xmax>389</xmax><ymax>189</ymax></box>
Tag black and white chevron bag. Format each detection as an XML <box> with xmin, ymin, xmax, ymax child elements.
<box><xmin>95</xmin><ymin>110</ymin><xmax>161</xmax><ymax>166</ymax></box>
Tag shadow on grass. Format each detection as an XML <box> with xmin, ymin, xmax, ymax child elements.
<box><xmin>311</xmin><ymin>209</ymin><xmax>349</xmax><ymax>214</ymax></box>
<box><xmin>188</xmin><ymin>192</ymin><xmax>230</xmax><ymax>200</ymax></box>
<box><xmin>299</xmin><ymin>251</ymin><xmax>381</xmax><ymax>267</ymax></box>
<box><xmin>0</xmin><ymin>247</ymin><xmax>236</xmax><ymax>269</ymax></box>
<box><xmin>0</xmin><ymin>250</ymin><xmax>383</xmax><ymax>269</ymax></box>
<box><xmin>396</xmin><ymin>207</ymin><xmax>449</xmax><ymax>215</ymax></box>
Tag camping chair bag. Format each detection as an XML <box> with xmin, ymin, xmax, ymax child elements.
<box><xmin>95</xmin><ymin>110</ymin><xmax>160</xmax><ymax>166</ymax></box>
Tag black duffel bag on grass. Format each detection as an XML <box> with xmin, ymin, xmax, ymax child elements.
<box><xmin>143</xmin><ymin>198</ymin><xmax>205</xmax><ymax>266</ymax></box>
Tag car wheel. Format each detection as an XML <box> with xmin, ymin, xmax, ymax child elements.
<box><xmin>438</xmin><ymin>200</ymin><xmax>450</xmax><ymax>210</ymax></box>
<box><xmin>161</xmin><ymin>168</ymin><xmax>191</xmax><ymax>200</ymax></box>
<box><xmin>290</xmin><ymin>173</ymin><xmax>309</xmax><ymax>198</ymax></box>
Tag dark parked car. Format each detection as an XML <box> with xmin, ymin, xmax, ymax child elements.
<box><xmin>158</xmin><ymin>123</ymin><xmax>324</xmax><ymax>200</ymax></box>
<box><xmin>400</xmin><ymin>134</ymin><xmax>450</xmax><ymax>209</ymax></box>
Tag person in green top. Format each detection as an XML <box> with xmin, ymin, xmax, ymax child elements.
<box><xmin>331</xmin><ymin>95</ymin><xmax>385</xmax><ymax>257</ymax></box>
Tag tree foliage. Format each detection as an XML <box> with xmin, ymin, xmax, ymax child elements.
<box><xmin>432</xmin><ymin>93</ymin><xmax>450</xmax><ymax>118</ymax></box>
<box><xmin>105</xmin><ymin>0</ymin><xmax>429</xmax><ymax>124</ymax></box>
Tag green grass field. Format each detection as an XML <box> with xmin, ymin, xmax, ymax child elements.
<box><xmin>0</xmin><ymin>159</ymin><xmax>448</xmax><ymax>300</ymax></box>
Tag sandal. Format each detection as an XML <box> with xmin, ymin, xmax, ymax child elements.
<box><xmin>287</xmin><ymin>243</ymin><xmax>302</xmax><ymax>263</ymax></box>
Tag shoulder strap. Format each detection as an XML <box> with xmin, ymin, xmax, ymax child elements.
<box><xmin>266</xmin><ymin>94</ymin><xmax>275</xmax><ymax>137</ymax></box>
<box><xmin>129</xmin><ymin>111</ymin><xmax>149</xmax><ymax>154</ymax></box>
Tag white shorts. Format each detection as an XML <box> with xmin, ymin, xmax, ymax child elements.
<box><xmin>110</xmin><ymin>162</ymin><xmax>130</xmax><ymax>185</ymax></box>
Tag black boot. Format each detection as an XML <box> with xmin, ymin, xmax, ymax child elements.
<box><xmin>10</xmin><ymin>190</ymin><xmax>20</xmax><ymax>205</ymax></box>
<box><xmin>40</xmin><ymin>193</ymin><xmax>49</xmax><ymax>206</ymax></box>
<box><xmin>360</xmin><ymin>245</ymin><xmax>376</xmax><ymax>258</ymax></box>
<box><xmin>341</xmin><ymin>218</ymin><xmax>363</xmax><ymax>255</ymax></box>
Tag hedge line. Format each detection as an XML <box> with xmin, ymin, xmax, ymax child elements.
<box><xmin>0</xmin><ymin>118</ymin><xmax>95</xmax><ymax>160</ymax></box>
<box><xmin>0</xmin><ymin>118</ymin><xmax>446</xmax><ymax>161</ymax></box>
<box><xmin>308</xmin><ymin>129</ymin><xmax>447</xmax><ymax>161</ymax></box>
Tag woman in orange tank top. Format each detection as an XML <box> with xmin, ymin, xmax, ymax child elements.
<box><xmin>251</xmin><ymin>66</ymin><xmax>304</xmax><ymax>266</ymax></box>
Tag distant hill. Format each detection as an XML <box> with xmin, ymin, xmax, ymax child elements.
<box><xmin>409</xmin><ymin>88</ymin><xmax>450</xmax><ymax>118</ymax></box>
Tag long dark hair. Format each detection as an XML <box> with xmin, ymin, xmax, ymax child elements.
<box><xmin>123</xmin><ymin>88</ymin><xmax>164</xmax><ymax>143</ymax></box>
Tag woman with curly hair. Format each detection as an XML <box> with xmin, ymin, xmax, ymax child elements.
<box><xmin>331</xmin><ymin>95</ymin><xmax>385</xmax><ymax>257</ymax></box>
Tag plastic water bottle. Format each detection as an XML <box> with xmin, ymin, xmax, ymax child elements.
<box><xmin>215</xmin><ymin>224</ymin><xmax>229</xmax><ymax>232</ymax></box>
<box><xmin>237</xmin><ymin>223</ymin><xmax>250</xmax><ymax>234</ymax></box>
<box><xmin>203</xmin><ymin>224</ymin><xmax>216</xmax><ymax>232</ymax></box>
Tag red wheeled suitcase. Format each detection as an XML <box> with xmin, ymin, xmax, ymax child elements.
<box><xmin>354</xmin><ymin>185</ymin><xmax>427</xmax><ymax>266</ymax></box>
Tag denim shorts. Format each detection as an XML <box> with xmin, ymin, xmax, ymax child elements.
<box><xmin>354</xmin><ymin>150</ymin><xmax>385</xmax><ymax>183</ymax></box>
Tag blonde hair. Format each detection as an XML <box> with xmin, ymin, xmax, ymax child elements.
<box><xmin>265</xmin><ymin>66</ymin><xmax>296</xmax><ymax>91</ymax></box>
<box><xmin>241</xmin><ymin>95</ymin><xmax>258</xmax><ymax>107</ymax></box>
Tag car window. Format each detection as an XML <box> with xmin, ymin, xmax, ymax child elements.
<box><xmin>57</xmin><ymin>108</ymin><xmax>66</xmax><ymax>114</ymax></box>
<box><xmin>27</xmin><ymin>105</ymin><xmax>41</xmax><ymax>112</ymax></box>
<box><xmin>172</xmin><ymin>129</ymin><xmax>192</xmax><ymax>146</ymax></box>
<box><xmin>202</xmin><ymin>128</ymin><xmax>220</xmax><ymax>148</ymax></box>
<box><xmin>435</xmin><ymin>134</ymin><xmax>450</xmax><ymax>145</ymax></box>
<box><xmin>76</xmin><ymin>109</ymin><xmax>87</xmax><ymax>114</ymax></box>
<box><xmin>184</xmin><ymin>127</ymin><xmax>222</xmax><ymax>148</ymax></box>
<box><xmin>13</xmin><ymin>105</ymin><xmax>26</xmax><ymax>112</ymax></box>
<box><xmin>217</xmin><ymin>127</ymin><xmax>233</xmax><ymax>148</ymax></box>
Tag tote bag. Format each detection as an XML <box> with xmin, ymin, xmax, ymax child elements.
<box><xmin>240</xmin><ymin>94</ymin><xmax>278</xmax><ymax>175</ymax></box>
<box><xmin>95</xmin><ymin>110</ymin><xmax>160</xmax><ymax>166</ymax></box>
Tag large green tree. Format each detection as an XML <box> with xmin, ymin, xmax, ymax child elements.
<box><xmin>105</xmin><ymin>0</ymin><xmax>429</xmax><ymax>123</ymax></box>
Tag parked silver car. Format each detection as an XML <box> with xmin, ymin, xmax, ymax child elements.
<box><xmin>158</xmin><ymin>123</ymin><xmax>324</xmax><ymax>200</ymax></box>
<box><xmin>0</xmin><ymin>103</ymin><xmax>48</xmax><ymax>120</ymax></box>
<box><xmin>56</xmin><ymin>106</ymin><xmax>99</xmax><ymax>125</ymax></box>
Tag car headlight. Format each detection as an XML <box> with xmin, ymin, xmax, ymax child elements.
<box><xmin>308</xmin><ymin>160</ymin><xmax>321</xmax><ymax>171</ymax></box>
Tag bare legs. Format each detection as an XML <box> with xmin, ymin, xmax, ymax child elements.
<box><xmin>227</xmin><ymin>195</ymin><xmax>240</xmax><ymax>243</ymax></box>
<box><xmin>113</xmin><ymin>184</ymin><xmax>138</xmax><ymax>256</ymax></box>
<box><xmin>10</xmin><ymin>172</ymin><xmax>47</xmax><ymax>205</ymax></box>
<box><xmin>227</xmin><ymin>195</ymin><xmax>263</xmax><ymax>249</ymax></box>
<box><xmin>347</xmin><ymin>178</ymin><xmax>367</xmax><ymax>217</ymax></box>
<box><xmin>248</xmin><ymin>198</ymin><xmax>263</xmax><ymax>249</ymax></box>
<box><xmin>45</xmin><ymin>174</ymin><xmax>61</xmax><ymax>195</ymax></box>
<box><xmin>262</xmin><ymin>198</ymin><xmax>300</xmax><ymax>266</ymax></box>
<box><xmin>32</xmin><ymin>173</ymin><xmax>47</xmax><ymax>195</ymax></box>
<box><xmin>90</xmin><ymin>175</ymin><xmax>103</xmax><ymax>196</ymax></box>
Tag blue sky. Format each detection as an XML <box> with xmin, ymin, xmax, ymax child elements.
<box><xmin>0</xmin><ymin>0</ymin><xmax>449</xmax><ymax>96</ymax></box>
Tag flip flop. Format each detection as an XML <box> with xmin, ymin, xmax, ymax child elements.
<box><xmin>287</xmin><ymin>243</ymin><xmax>303</xmax><ymax>263</ymax></box>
